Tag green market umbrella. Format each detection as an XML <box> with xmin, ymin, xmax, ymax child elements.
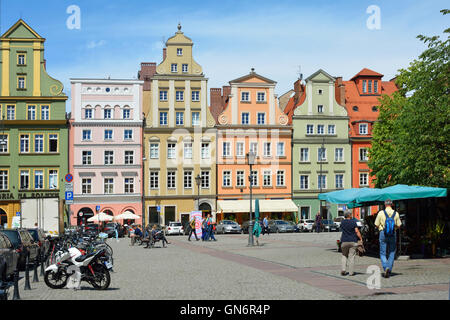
<box><xmin>253</xmin><ymin>199</ymin><xmax>262</xmax><ymax>238</ymax></box>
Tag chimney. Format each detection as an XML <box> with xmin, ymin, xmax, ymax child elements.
<box><xmin>335</xmin><ymin>77</ymin><xmax>346</xmax><ymax>106</ymax></box>
<box><xmin>222</xmin><ymin>85</ymin><xmax>231</xmax><ymax>106</ymax></box>
<box><xmin>293</xmin><ymin>79</ymin><xmax>304</xmax><ymax>104</ymax></box>
<box><xmin>138</xmin><ymin>62</ymin><xmax>157</xmax><ymax>91</ymax></box>
<box><xmin>163</xmin><ymin>48</ymin><xmax>167</xmax><ymax>60</ymax></box>
<box><xmin>210</xmin><ymin>88</ymin><xmax>223</xmax><ymax>122</ymax></box>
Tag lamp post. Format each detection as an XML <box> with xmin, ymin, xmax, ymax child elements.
<box><xmin>246</xmin><ymin>151</ymin><xmax>256</xmax><ymax>246</ymax></box>
<box><xmin>195</xmin><ymin>174</ymin><xmax>201</xmax><ymax>212</ymax></box>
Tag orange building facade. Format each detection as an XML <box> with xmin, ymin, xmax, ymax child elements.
<box><xmin>212</xmin><ymin>69</ymin><xmax>297</xmax><ymax>224</ymax></box>
<box><xmin>343</xmin><ymin>68</ymin><xmax>398</xmax><ymax>218</ymax></box>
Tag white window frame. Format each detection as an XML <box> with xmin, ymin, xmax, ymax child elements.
<box><xmin>41</xmin><ymin>106</ymin><xmax>49</xmax><ymax>120</ymax></box>
<box><xmin>359</xmin><ymin>148</ymin><xmax>368</xmax><ymax>161</ymax></box>
<box><xmin>241</xmin><ymin>112</ymin><xmax>250</xmax><ymax>125</ymax></box>
<box><xmin>176</xmin><ymin>91</ymin><xmax>184</xmax><ymax>102</ymax></box>
<box><xmin>236</xmin><ymin>141</ymin><xmax>245</xmax><ymax>157</ymax></box>
<box><xmin>184</xmin><ymin>171</ymin><xmax>192</xmax><ymax>189</ymax></box>
<box><xmin>167</xmin><ymin>171</ymin><xmax>176</xmax><ymax>189</ymax></box>
<box><xmin>300</xmin><ymin>148</ymin><xmax>309</xmax><ymax>162</ymax></box>
<box><xmin>124</xmin><ymin>150</ymin><xmax>134</xmax><ymax>165</ymax></box>
<box><xmin>359</xmin><ymin>123</ymin><xmax>368</xmax><ymax>135</ymax></box>
<box><xmin>191</xmin><ymin>91</ymin><xmax>200</xmax><ymax>102</ymax></box>
<box><xmin>104</xmin><ymin>178</ymin><xmax>114</xmax><ymax>194</ymax></box>
<box><xmin>334</xmin><ymin>148</ymin><xmax>344</xmax><ymax>162</ymax></box>
<box><xmin>300</xmin><ymin>175</ymin><xmax>309</xmax><ymax>190</ymax></box>
<box><xmin>160</xmin><ymin>112</ymin><xmax>168</xmax><ymax>126</ymax></box>
<box><xmin>104</xmin><ymin>150</ymin><xmax>114</xmax><ymax>165</ymax></box>
<box><xmin>359</xmin><ymin>173</ymin><xmax>369</xmax><ymax>187</ymax></box>
<box><xmin>276</xmin><ymin>170</ymin><xmax>285</xmax><ymax>187</ymax></box>
<box><xmin>317</xmin><ymin>105</ymin><xmax>324</xmax><ymax>113</ymax></box>
<box><xmin>318</xmin><ymin>175</ymin><xmax>327</xmax><ymax>190</ymax></box>
<box><xmin>160</xmin><ymin>91</ymin><xmax>168</xmax><ymax>101</ymax></box>
<box><xmin>306</xmin><ymin>124</ymin><xmax>314</xmax><ymax>135</ymax></box>
<box><xmin>104</xmin><ymin>129</ymin><xmax>113</xmax><ymax>141</ymax></box>
<box><xmin>82</xmin><ymin>151</ymin><xmax>92</xmax><ymax>165</ymax></box>
<box><xmin>171</xmin><ymin>64</ymin><xmax>178</xmax><ymax>73</ymax></box>
<box><xmin>177</xmin><ymin>48</ymin><xmax>183</xmax><ymax>56</ymax></box>
<box><xmin>81</xmin><ymin>178</ymin><xmax>92</xmax><ymax>194</ymax></box>
<box><xmin>124</xmin><ymin>129</ymin><xmax>133</xmax><ymax>141</ymax></box>
<box><xmin>34</xmin><ymin>134</ymin><xmax>44</xmax><ymax>153</ymax></box>
<box><xmin>167</xmin><ymin>143</ymin><xmax>176</xmax><ymax>159</ymax></box>
<box><xmin>182</xmin><ymin>64</ymin><xmax>188</xmax><ymax>73</ymax></box>
<box><xmin>124</xmin><ymin>178</ymin><xmax>134</xmax><ymax>194</ymax></box>
<box><xmin>241</xmin><ymin>92</ymin><xmax>250</xmax><ymax>102</ymax></box>
<box><xmin>257</xmin><ymin>113</ymin><xmax>266</xmax><ymax>125</ymax></box>
<box><xmin>201</xmin><ymin>143</ymin><xmax>210</xmax><ymax>159</ymax></box>
<box><xmin>192</xmin><ymin>112</ymin><xmax>200</xmax><ymax>126</ymax></box>
<box><xmin>328</xmin><ymin>124</ymin><xmax>335</xmax><ymax>135</ymax></box>
<box><xmin>176</xmin><ymin>112</ymin><xmax>184</xmax><ymax>126</ymax></box>
<box><xmin>222</xmin><ymin>142</ymin><xmax>231</xmax><ymax>157</ymax></box>
<box><xmin>335</xmin><ymin>174</ymin><xmax>344</xmax><ymax>189</ymax></box>
<box><xmin>263</xmin><ymin>170</ymin><xmax>272</xmax><ymax>187</ymax></box>
<box><xmin>149</xmin><ymin>171</ymin><xmax>159</xmax><ymax>189</ymax></box>
<box><xmin>184</xmin><ymin>142</ymin><xmax>193</xmax><ymax>159</ymax></box>
<box><xmin>318</xmin><ymin>147</ymin><xmax>327</xmax><ymax>162</ymax></box>
<box><xmin>236</xmin><ymin>170</ymin><xmax>245</xmax><ymax>188</ymax></box>
<box><xmin>257</xmin><ymin>92</ymin><xmax>266</xmax><ymax>102</ymax></box>
<box><xmin>150</xmin><ymin>143</ymin><xmax>159</xmax><ymax>159</ymax></box>
<box><xmin>222</xmin><ymin>171</ymin><xmax>232</xmax><ymax>187</ymax></box>
<box><xmin>317</xmin><ymin>124</ymin><xmax>325</xmax><ymax>135</ymax></box>
<box><xmin>201</xmin><ymin>171</ymin><xmax>210</xmax><ymax>189</ymax></box>
<box><xmin>277</xmin><ymin>142</ymin><xmax>285</xmax><ymax>157</ymax></box>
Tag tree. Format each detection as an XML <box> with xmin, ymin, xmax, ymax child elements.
<box><xmin>369</xmin><ymin>10</ymin><xmax>450</xmax><ymax>188</ymax></box>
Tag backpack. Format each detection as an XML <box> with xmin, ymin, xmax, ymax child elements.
<box><xmin>383</xmin><ymin>210</ymin><xmax>396</xmax><ymax>236</ymax></box>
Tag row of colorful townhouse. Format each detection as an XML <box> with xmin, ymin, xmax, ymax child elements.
<box><xmin>0</xmin><ymin>20</ymin><xmax>397</xmax><ymax>229</ymax></box>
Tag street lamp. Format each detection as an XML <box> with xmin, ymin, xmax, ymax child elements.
<box><xmin>195</xmin><ymin>174</ymin><xmax>201</xmax><ymax>211</ymax></box>
<box><xmin>246</xmin><ymin>151</ymin><xmax>256</xmax><ymax>246</ymax></box>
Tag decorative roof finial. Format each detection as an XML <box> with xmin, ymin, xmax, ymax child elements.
<box><xmin>177</xmin><ymin>23</ymin><xmax>182</xmax><ymax>31</ymax></box>
<box><xmin>251</xmin><ymin>68</ymin><xmax>255</xmax><ymax>73</ymax></box>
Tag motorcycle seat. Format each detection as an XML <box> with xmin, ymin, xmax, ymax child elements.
<box><xmin>75</xmin><ymin>252</ymin><xmax>96</xmax><ymax>263</ymax></box>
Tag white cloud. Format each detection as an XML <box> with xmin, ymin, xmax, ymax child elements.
<box><xmin>87</xmin><ymin>40</ymin><xmax>107</xmax><ymax>49</ymax></box>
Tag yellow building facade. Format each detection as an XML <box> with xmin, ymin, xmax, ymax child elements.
<box><xmin>140</xmin><ymin>25</ymin><xmax>216</xmax><ymax>227</ymax></box>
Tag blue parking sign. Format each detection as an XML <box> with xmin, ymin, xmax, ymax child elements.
<box><xmin>65</xmin><ymin>191</ymin><xmax>73</xmax><ymax>201</ymax></box>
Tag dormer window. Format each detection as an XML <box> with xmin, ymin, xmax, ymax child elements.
<box><xmin>353</xmin><ymin>106</ymin><xmax>359</xmax><ymax>112</ymax></box>
<box><xmin>177</xmin><ymin>48</ymin><xmax>183</xmax><ymax>56</ymax></box>
<box><xmin>374</xmin><ymin>81</ymin><xmax>378</xmax><ymax>93</ymax></box>
<box><xmin>362</xmin><ymin>80</ymin><xmax>367</xmax><ymax>93</ymax></box>
<box><xmin>359</xmin><ymin>123</ymin><xmax>368</xmax><ymax>135</ymax></box>
<box><xmin>368</xmin><ymin>80</ymin><xmax>372</xmax><ymax>93</ymax></box>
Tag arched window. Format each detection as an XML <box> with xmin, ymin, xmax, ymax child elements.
<box><xmin>352</xmin><ymin>106</ymin><xmax>359</xmax><ymax>112</ymax></box>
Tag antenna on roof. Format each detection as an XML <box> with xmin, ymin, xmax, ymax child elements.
<box><xmin>297</xmin><ymin>65</ymin><xmax>303</xmax><ymax>81</ymax></box>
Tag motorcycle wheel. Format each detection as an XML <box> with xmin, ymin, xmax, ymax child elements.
<box><xmin>44</xmin><ymin>269</ymin><xmax>68</xmax><ymax>289</ymax></box>
<box><xmin>90</xmin><ymin>263</ymin><xmax>111</xmax><ymax>290</ymax></box>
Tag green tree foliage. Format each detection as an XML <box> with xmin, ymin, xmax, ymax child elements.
<box><xmin>369</xmin><ymin>10</ymin><xmax>450</xmax><ymax>188</ymax></box>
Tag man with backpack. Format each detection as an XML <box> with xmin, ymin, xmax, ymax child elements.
<box><xmin>375</xmin><ymin>199</ymin><xmax>402</xmax><ymax>278</ymax></box>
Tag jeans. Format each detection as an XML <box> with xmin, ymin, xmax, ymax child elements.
<box><xmin>379</xmin><ymin>231</ymin><xmax>396</xmax><ymax>272</ymax></box>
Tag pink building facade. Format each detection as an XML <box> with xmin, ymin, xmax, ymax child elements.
<box><xmin>69</xmin><ymin>79</ymin><xmax>144</xmax><ymax>225</ymax></box>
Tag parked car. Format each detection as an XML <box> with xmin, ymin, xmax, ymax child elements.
<box><xmin>216</xmin><ymin>220</ymin><xmax>242</xmax><ymax>234</ymax></box>
<box><xmin>166</xmin><ymin>222</ymin><xmax>184</xmax><ymax>235</ymax></box>
<box><xmin>321</xmin><ymin>220</ymin><xmax>339</xmax><ymax>232</ymax></box>
<box><xmin>0</xmin><ymin>232</ymin><xmax>20</xmax><ymax>282</ymax></box>
<box><xmin>1</xmin><ymin>229</ymin><xmax>40</xmax><ymax>270</ymax></box>
<box><xmin>333</xmin><ymin>216</ymin><xmax>345</xmax><ymax>229</ymax></box>
<box><xmin>26</xmin><ymin>228</ymin><xmax>50</xmax><ymax>259</ymax></box>
<box><xmin>298</xmin><ymin>219</ymin><xmax>314</xmax><ymax>232</ymax></box>
<box><xmin>268</xmin><ymin>220</ymin><xmax>296</xmax><ymax>233</ymax></box>
<box><xmin>288</xmin><ymin>221</ymin><xmax>300</xmax><ymax>233</ymax></box>
<box><xmin>241</xmin><ymin>220</ymin><xmax>258</xmax><ymax>234</ymax></box>
<box><xmin>103</xmin><ymin>223</ymin><xmax>125</xmax><ymax>238</ymax></box>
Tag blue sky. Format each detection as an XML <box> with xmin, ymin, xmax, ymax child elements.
<box><xmin>1</xmin><ymin>0</ymin><xmax>448</xmax><ymax>109</ymax></box>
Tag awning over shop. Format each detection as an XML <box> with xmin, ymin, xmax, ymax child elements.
<box><xmin>217</xmin><ymin>199</ymin><xmax>298</xmax><ymax>213</ymax></box>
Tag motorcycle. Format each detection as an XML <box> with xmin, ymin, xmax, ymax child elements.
<box><xmin>44</xmin><ymin>246</ymin><xmax>111</xmax><ymax>290</ymax></box>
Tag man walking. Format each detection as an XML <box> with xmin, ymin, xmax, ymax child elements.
<box><xmin>188</xmin><ymin>217</ymin><xmax>199</xmax><ymax>241</ymax></box>
<box><xmin>340</xmin><ymin>211</ymin><xmax>362</xmax><ymax>276</ymax></box>
<box><xmin>262</xmin><ymin>216</ymin><xmax>270</xmax><ymax>235</ymax></box>
<box><xmin>375</xmin><ymin>199</ymin><xmax>402</xmax><ymax>278</ymax></box>
<box><xmin>315</xmin><ymin>212</ymin><xmax>322</xmax><ymax>233</ymax></box>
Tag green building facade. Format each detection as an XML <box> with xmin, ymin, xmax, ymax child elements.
<box><xmin>0</xmin><ymin>20</ymin><xmax>68</xmax><ymax>229</ymax></box>
<box><xmin>292</xmin><ymin>70</ymin><xmax>351</xmax><ymax>221</ymax></box>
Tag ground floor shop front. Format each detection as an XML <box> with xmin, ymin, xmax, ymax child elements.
<box><xmin>0</xmin><ymin>201</ymin><xmax>21</xmax><ymax>228</ymax></box>
<box><xmin>70</xmin><ymin>203</ymin><xmax>142</xmax><ymax>226</ymax></box>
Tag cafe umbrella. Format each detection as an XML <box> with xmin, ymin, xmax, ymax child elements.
<box><xmin>253</xmin><ymin>199</ymin><xmax>262</xmax><ymax>245</ymax></box>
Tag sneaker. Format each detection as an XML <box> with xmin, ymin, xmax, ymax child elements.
<box><xmin>384</xmin><ymin>269</ymin><xmax>390</xmax><ymax>278</ymax></box>
<box><xmin>341</xmin><ymin>271</ymin><xmax>347</xmax><ymax>276</ymax></box>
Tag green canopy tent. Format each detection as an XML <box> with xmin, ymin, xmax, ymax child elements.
<box><xmin>318</xmin><ymin>188</ymin><xmax>378</xmax><ymax>208</ymax></box>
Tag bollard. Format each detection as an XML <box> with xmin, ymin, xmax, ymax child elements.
<box><xmin>32</xmin><ymin>259</ymin><xmax>39</xmax><ymax>283</ymax></box>
<box><xmin>24</xmin><ymin>256</ymin><xmax>31</xmax><ymax>290</ymax></box>
<box><xmin>12</xmin><ymin>269</ymin><xmax>20</xmax><ymax>300</ymax></box>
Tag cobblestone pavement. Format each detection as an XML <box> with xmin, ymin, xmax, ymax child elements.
<box><xmin>7</xmin><ymin>232</ymin><xmax>450</xmax><ymax>300</ymax></box>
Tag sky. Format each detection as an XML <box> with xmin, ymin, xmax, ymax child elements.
<box><xmin>1</xmin><ymin>0</ymin><xmax>448</xmax><ymax>110</ymax></box>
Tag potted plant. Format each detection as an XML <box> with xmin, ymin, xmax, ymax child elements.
<box><xmin>426</xmin><ymin>221</ymin><xmax>445</xmax><ymax>257</ymax></box>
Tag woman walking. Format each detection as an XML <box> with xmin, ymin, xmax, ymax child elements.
<box><xmin>340</xmin><ymin>211</ymin><xmax>362</xmax><ymax>276</ymax></box>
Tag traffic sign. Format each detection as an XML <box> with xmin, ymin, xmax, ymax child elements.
<box><xmin>65</xmin><ymin>182</ymin><xmax>73</xmax><ymax>191</ymax></box>
<box><xmin>65</xmin><ymin>173</ymin><xmax>73</xmax><ymax>183</ymax></box>
<box><xmin>16</xmin><ymin>212</ymin><xmax>21</xmax><ymax>217</ymax></box>
<box><xmin>96</xmin><ymin>205</ymin><xmax>101</xmax><ymax>212</ymax></box>
<box><xmin>157</xmin><ymin>206</ymin><xmax>161</xmax><ymax>212</ymax></box>
<box><xmin>65</xmin><ymin>191</ymin><xmax>74</xmax><ymax>204</ymax></box>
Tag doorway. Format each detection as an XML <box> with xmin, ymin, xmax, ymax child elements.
<box><xmin>0</xmin><ymin>208</ymin><xmax>7</xmax><ymax>228</ymax></box>
<box><xmin>164</xmin><ymin>206</ymin><xmax>176</xmax><ymax>225</ymax></box>
<box><xmin>199</xmin><ymin>202</ymin><xmax>211</xmax><ymax>218</ymax></box>
<box><xmin>77</xmin><ymin>208</ymin><xmax>94</xmax><ymax>226</ymax></box>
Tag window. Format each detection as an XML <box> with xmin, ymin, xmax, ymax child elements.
<box><xmin>192</xmin><ymin>112</ymin><xmax>200</xmax><ymax>126</ymax></box>
<box><xmin>353</xmin><ymin>106</ymin><xmax>359</xmax><ymax>112</ymax></box>
<box><xmin>359</xmin><ymin>123</ymin><xmax>368</xmax><ymax>135</ymax></box>
<box><xmin>176</xmin><ymin>91</ymin><xmax>184</xmax><ymax>102</ymax></box>
<box><xmin>250</xmin><ymin>142</ymin><xmax>258</xmax><ymax>156</ymax></box>
<box><xmin>372</xmin><ymin>106</ymin><xmax>378</xmax><ymax>112</ymax></box>
<box><xmin>276</xmin><ymin>170</ymin><xmax>285</xmax><ymax>186</ymax></box>
<box><xmin>306</xmin><ymin>124</ymin><xmax>314</xmax><ymax>135</ymax></box>
<box><xmin>318</xmin><ymin>105</ymin><xmax>324</xmax><ymax>113</ymax></box>
<box><xmin>359</xmin><ymin>148</ymin><xmax>368</xmax><ymax>161</ymax></box>
<box><xmin>104</xmin><ymin>130</ymin><xmax>113</xmax><ymax>141</ymax></box>
<box><xmin>167</xmin><ymin>143</ymin><xmax>176</xmax><ymax>159</ymax></box>
<box><xmin>177</xmin><ymin>48</ymin><xmax>183</xmax><ymax>56</ymax></box>
<box><xmin>18</xmin><ymin>53</ymin><xmax>26</xmax><ymax>65</ymax></box>
<box><xmin>317</xmin><ymin>125</ymin><xmax>324</xmax><ymax>135</ymax></box>
<box><xmin>241</xmin><ymin>112</ymin><xmax>249</xmax><ymax>125</ymax></box>
<box><xmin>150</xmin><ymin>143</ymin><xmax>159</xmax><ymax>159</ymax></box>
<box><xmin>82</xmin><ymin>151</ymin><xmax>92</xmax><ymax>165</ymax></box>
<box><xmin>236</xmin><ymin>142</ymin><xmax>244</xmax><ymax>157</ymax></box>
<box><xmin>300</xmin><ymin>148</ymin><xmax>309</xmax><ymax>162</ymax></box>
<box><xmin>49</xmin><ymin>134</ymin><xmax>58</xmax><ymax>152</ymax></box>
<box><xmin>374</xmin><ymin>81</ymin><xmax>378</xmax><ymax>93</ymax></box>
<box><xmin>222</xmin><ymin>142</ymin><xmax>231</xmax><ymax>157</ymax></box>
<box><xmin>223</xmin><ymin>171</ymin><xmax>231</xmax><ymax>187</ymax></box>
<box><xmin>192</xmin><ymin>91</ymin><xmax>200</xmax><ymax>102</ymax></box>
<box><xmin>160</xmin><ymin>112</ymin><xmax>168</xmax><ymax>126</ymax></box>
<box><xmin>124</xmin><ymin>178</ymin><xmax>134</xmax><ymax>193</ymax></box>
<box><xmin>328</xmin><ymin>125</ymin><xmax>335</xmax><ymax>135</ymax></box>
<box><xmin>176</xmin><ymin>112</ymin><xmax>184</xmax><ymax>125</ymax></box>
<box><xmin>34</xmin><ymin>134</ymin><xmax>44</xmax><ymax>153</ymax></box>
<box><xmin>0</xmin><ymin>135</ymin><xmax>7</xmax><ymax>153</ymax></box>
<box><xmin>6</xmin><ymin>105</ymin><xmax>15</xmax><ymax>120</ymax></box>
<box><xmin>335</xmin><ymin>148</ymin><xmax>344</xmax><ymax>162</ymax></box>
<box><xmin>125</xmin><ymin>151</ymin><xmax>134</xmax><ymax>164</ymax></box>
<box><xmin>360</xmin><ymin>173</ymin><xmax>369</xmax><ymax>186</ymax></box>
<box><xmin>362</xmin><ymin>80</ymin><xmax>367</xmax><ymax>93</ymax></box>
<box><xmin>335</xmin><ymin>175</ymin><xmax>344</xmax><ymax>189</ymax></box>
<box><xmin>124</xmin><ymin>129</ymin><xmax>133</xmax><ymax>140</ymax></box>
<box><xmin>318</xmin><ymin>175</ymin><xmax>327</xmax><ymax>189</ymax></box>
<box><xmin>201</xmin><ymin>171</ymin><xmax>210</xmax><ymax>188</ymax></box>
<box><xmin>236</xmin><ymin>171</ymin><xmax>245</xmax><ymax>187</ymax></box>
<box><xmin>201</xmin><ymin>143</ymin><xmax>210</xmax><ymax>159</ymax></box>
<box><xmin>104</xmin><ymin>109</ymin><xmax>112</xmax><ymax>119</ymax></box>
<box><xmin>82</xmin><ymin>130</ymin><xmax>91</xmax><ymax>141</ymax></box>
<box><xmin>160</xmin><ymin>91</ymin><xmax>168</xmax><ymax>101</ymax></box>
<box><xmin>182</xmin><ymin>64</ymin><xmax>188</xmax><ymax>73</ymax></box>
<box><xmin>104</xmin><ymin>151</ymin><xmax>114</xmax><ymax>165</ymax></box>
<box><xmin>263</xmin><ymin>142</ymin><xmax>271</xmax><ymax>157</ymax></box>
<box><xmin>184</xmin><ymin>142</ymin><xmax>192</xmax><ymax>159</ymax></box>
<box><xmin>82</xmin><ymin>178</ymin><xmax>92</xmax><ymax>194</ymax></box>
<box><xmin>18</xmin><ymin>76</ymin><xmax>26</xmax><ymax>89</ymax></box>
<box><xmin>104</xmin><ymin>178</ymin><xmax>114</xmax><ymax>194</ymax></box>
<box><xmin>184</xmin><ymin>171</ymin><xmax>192</xmax><ymax>189</ymax></box>
<box><xmin>48</xmin><ymin>170</ymin><xmax>58</xmax><ymax>189</ymax></box>
<box><xmin>318</xmin><ymin>89</ymin><xmax>323</xmax><ymax>95</ymax></box>
<box><xmin>0</xmin><ymin>170</ymin><xmax>8</xmax><ymax>190</ymax></box>
<box><xmin>241</xmin><ymin>92</ymin><xmax>250</xmax><ymax>102</ymax></box>
<box><xmin>368</xmin><ymin>80</ymin><xmax>372</xmax><ymax>93</ymax></box>
<box><xmin>41</xmin><ymin>106</ymin><xmax>49</xmax><ymax>120</ymax></box>
<box><xmin>263</xmin><ymin>170</ymin><xmax>272</xmax><ymax>187</ymax></box>
<box><xmin>85</xmin><ymin>108</ymin><xmax>93</xmax><ymax>119</ymax></box>
<box><xmin>167</xmin><ymin>171</ymin><xmax>176</xmax><ymax>189</ymax></box>
<box><xmin>250</xmin><ymin>170</ymin><xmax>258</xmax><ymax>187</ymax></box>
<box><xmin>257</xmin><ymin>92</ymin><xmax>265</xmax><ymax>102</ymax></box>
<box><xmin>171</xmin><ymin>64</ymin><xmax>178</xmax><ymax>73</ymax></box>
<box><xmin>257</xmin><ymin>113</ymin><xmax>265</xmax><ymax>125</ymax></box>
<box><xmin>277</xmin><ymin>142</ymin><xmax>285</xmax><ymax>157</ymax></box>
<box><xmin>20</xmin><ymin>135</ymin><xmax>29</xmax><ymax>153</ymax></box>
<box><xmin>318</xmin><ymin>147</ymin><xmax>326</xmax><ymax>162</ymax></box>
<box><xmin>20</xmin><ymin>170</ymin><xmax>29</xmax><ymax>190</ymax></box>
<box><xmin>149</xmin><ymin>171</ymin><xmax>159</xmax><ymax>189</ymax></box>
<box><xmin>27</xmin><ymin>105</ymin><xmax>36</xmax><ymax>120</ymax></box>
<box><xmin>300</xmin><ymin>175</ymin><xmax>309</xmax><ymax>190</ymax></box>
<box><xmin>123</xmin><ymin>108</ymin><xmax>131</xmax><ymax>119</ymax></box>
<box><xmin>34</xmin><ymin>170</ymin><xmax>44</xmax><ymax>190</ymax></box>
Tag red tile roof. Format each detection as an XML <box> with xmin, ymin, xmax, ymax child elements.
<box><xmin>350</xmin><ymin>68</ymin><xmax>384</xmax><ymax>80</ymax></box>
